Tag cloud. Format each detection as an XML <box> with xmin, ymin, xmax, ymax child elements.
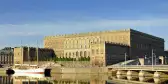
<box><xmin>0</xmin><ymin>18</ymin><xmax>168</xmax><ymax>37</ymax></box>
<box><xmin>7</xmin><ymin>31</ymin><xmax>41</xmax><ymax>36</ymax></box>
<box><xmin>0</xmin><ymin>18</ymin><xmax>168</xmax><ymax>49</ymax></box>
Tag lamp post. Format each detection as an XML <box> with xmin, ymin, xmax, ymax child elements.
<box><xmin>125</xmin><ymin>53</ymin><xmax>127</xmax><ymax>69</ymax></box>
<box><xmin>154</xmin><ymin>53</ymin><xmax>156</xmax><ymax>65</ymax></box>
<box><xmin>165</xmin><ymin>56</ymin><xmax>167</xmax><ymax>65</ymax></box>
<box><xmin>152</xmin><ymin>49</ymin><xmax>153</xmax><ymax>70</ymax></box>
<box><xmin>144</xmin><ymin>55</ymin><xmax>147</xmax><ymax>59</ymax></box>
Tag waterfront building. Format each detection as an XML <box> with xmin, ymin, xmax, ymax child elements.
<box><xmin>0</xmin><ymin>47</ymin><xmax>14</xmax><ymax>65</ymax></box>
<box><xmin>14</xmin><ymin>46</ymin><xmax>55</xmax><ymax>64</ymax></box>
<box><xmin>44</xmin><ymin>28</ymin><xmax>164</xmax><ymax>66</ymax></box>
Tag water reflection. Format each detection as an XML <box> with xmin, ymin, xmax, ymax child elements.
<box><xmin>1</xmin><ymin>74</ymin><xmax>168</xmax><ymax>84</ymax></box>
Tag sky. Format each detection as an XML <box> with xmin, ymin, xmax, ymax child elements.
<box><xmin>0</xmin><ymin>0</ymin><xmax>168</xmax><ymax>49</ymax></box>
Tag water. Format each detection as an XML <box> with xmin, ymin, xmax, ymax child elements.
<box><xmin>1</xmin><ymin>74</ymin><xmax>168</xmax><ymax>84</ymax></box>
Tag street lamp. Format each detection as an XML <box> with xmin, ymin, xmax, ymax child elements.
<box><xmin>165</xmin><ymin>56</ymin><xmax>167</xmax><ymax>65</ymax></box>
<box><xmin>125</xmin><ymin>53</ymin><xmax>127</xmax><ymax>69</ymax></box>
<box><xmin>144</xmin><ymin>55</ymin><xmax>147</xmax><ymax>59</ymax></box>
<box><xmin>153</xmin><ymin>53</ymin><xmax>157</xmax><ymax>65</ymax></box>
<box><xmin>152</xmin><ymin>49</ymin><xmax>153</xmax><ymax>70</ymax></box>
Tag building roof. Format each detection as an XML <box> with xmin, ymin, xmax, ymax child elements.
<box><xmin>45</xmin><ymin>28</ymin><xmax>164</xmax><ymax>42</ymax></box>
<box><xmin>130</xmin><ymin>29</ymin><xmax>164</xmax><ymax>41</ymax></box>
<box><xmin>0</xmin><ymin>47</ymin><xmax>13</xmax><ymax>55</ymax></box>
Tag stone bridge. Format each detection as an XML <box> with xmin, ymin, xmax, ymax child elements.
<box><xmin>107</xmin><ymin>65</ymin><xmax>168</xmax><ymax>78</ymax></box>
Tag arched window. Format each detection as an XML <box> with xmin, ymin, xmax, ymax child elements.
<box><xmin>65</xmin><ymin>53</ymin><xmax>68</xmax><ymax>57</ymax></box>
<box><xmin>73</xmin><ymin>52</ymin><xmax>75</xmax><ymax>56</ymax></box>
<box><xmin>84</xmin><ymin>51</ymin><xmax>87</xmax><ymax>57</ymax></box>
<box><xmin>92</xmin><ymin>49</ymin><xmax>95</xmax><ymax>55</ymax></box>
<box><xmin>96</xmin><ymin>49</ymin><xmax>99</xmax><ymax>54</ymax></box>
<box><xmin>80</xmin><ymin>51</ymin><xmax>83</xmax><ymax>57</ymax></box>
<box><xmin>76</xmin><ymin>51</ymin><xmax>79</xmax><ymax>57</ymax></box>
<box><xmin>88</xmin><ymin>52</ymin><xmax>90</xmax><ymax>57</ymax></box>
<box><xmin>69</xmin><ymin>52</ymin><xmax>71</xmax><ymax>57</ymax></box>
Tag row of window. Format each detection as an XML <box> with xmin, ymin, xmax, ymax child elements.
<box><xmin>64</xmin><ymin>38</ymin><xmax>100</xmax><ymax>45</ymax></box>
<box><xmin>64</xmin><ymin>45</ymin><xmax>90</xmax><ymax>49</ymax></box>
<box><xmin>135</xmin><ymin>44</ymin><xmax>150</xmax><ymax>49</ymax></box>
<box><xmin>135</xmin><ymin>43</ymin><xmax>163</xmax><ymax>50</ymax></box>
<box><xmin>92</xmin><ymin>49</ymin><xmax>104</xmax><ymax>55</ymax></box>
<box><xmin>102</xmin><ymin>35</ymin><xmax>128</xmax><ymax>41</ymax></box>
<box><xmin>64</xmin><ymin>51</ymin><xmax>90</xmax><ymax>57</ymax></box>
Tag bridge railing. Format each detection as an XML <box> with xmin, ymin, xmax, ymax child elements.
<box><xmin>108</xmin><ymin>65</ymin><xmax>168</xmax><ymax>70</ymax></box>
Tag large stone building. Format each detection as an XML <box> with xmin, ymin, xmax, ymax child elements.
<box><xmin>0</xmin><ymin>47</ymin><xmax>14</xmax><ymax>65</ymax></box>
<box><xmin>44</xmin><ymin>28</ymin><xmax>165</xmax><ymax>66</ymax></box>
<box><xmin>14</xmin><ymin>46</ymin><xmax>54</xmax><ymax>64</ymax></box>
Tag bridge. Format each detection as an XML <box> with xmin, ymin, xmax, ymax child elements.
<box><xmin>107</xmin><ymin>65</ymin><xmax>168</xmax><ymax>78</ymax></box>
<box><xmin>107</xmin><ymin>65</ymin><xmax>168</xmax><ymax>71</ymax></box>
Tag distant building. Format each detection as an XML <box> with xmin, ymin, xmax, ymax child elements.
<box><xmin>0</xmin><ymin>47</ymin><xmax>14</xmax><ymax>65</ymax></box>
<box><xmin>14</xmin><ymin>46</ymin><xmax>55</xmax><ymax>64</ymax></box>
<box><xmin>44</xmin><ymin>28</ymin><xmax>165</xmax><ymax>66</ymax></box>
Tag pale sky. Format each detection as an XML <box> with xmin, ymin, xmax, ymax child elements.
<box><xmin>0</xmin><ymin>0</ymin><xmax>168</xmax><ymax>49</ymax></box>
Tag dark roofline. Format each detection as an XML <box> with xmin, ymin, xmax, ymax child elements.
<box><xmin>130</xmin><ymin>28</ymin><xmax>164</xmax><ymax>41</ymax></box>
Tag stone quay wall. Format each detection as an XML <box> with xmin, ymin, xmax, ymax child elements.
<box><xmin>51</xmin><ymin>67</ymin><xmax>108</xmax><ymax>74</ymax></box>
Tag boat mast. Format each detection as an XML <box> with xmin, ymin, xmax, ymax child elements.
<box><xmin>37</xmin><ymin>41</ymin><xmax>39</xmax><ymax>66</ymax></box>
<box><xmin>21</xmin><ymin>40</ymin><xmax>23</xmax><ymax>65</ymax></box>
<box><xmin>28</xmin><ymin>45</ymin><xmax>30</xmax><ymax>65</ymax></box>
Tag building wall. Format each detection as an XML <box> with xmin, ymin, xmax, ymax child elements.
<box><xmin>0</xmin><ymin>47</ymin><xmax>14</xmax><ymax>65</ymax></box>
<box><xmin>105</xmin><ymin>43</ymin><xmax>129</xmax><ymax>65</ymax></box>
<box><xmin>90</xmin><ymin>42</ymin><xmax>105</xmax><ymax>66</ymax></box>
<box><xmin>44</xmin><ymin>28</ymin><xmax>164</xmax><ymax>65</ymax></box>
<box><xmin>0</xmin><ymin>54</ymin><xmax>13</xmax><ymax>65</ymax></box>
<box><xmin>90</xmin><ymin>42</ymin><xmax>129</xmax><ymax>66</ymax></box>
<box><xmin>130</xmin><ymin>29</ymin><xmax>165</xmax><ymax>59</ymax></box>
<box><xmin>14</xmin><ymin>47</ymin><xmax>54</xmax><ymax>64</ymax></box>
<box><xmin>44</xmin><ymin>29</ymin><xmax>130</xmax><ymax>59</ymax></box>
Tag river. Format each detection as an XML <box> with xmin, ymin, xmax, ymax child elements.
<box><xmin>1</xmin><ymin>74</ymin><xmax>168</xmax><ymax>84</ymax></box>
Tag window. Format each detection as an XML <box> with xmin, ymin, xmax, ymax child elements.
<box><xmin>92</xmin><ymin>49</ymin><xmax>95</xmax><ymax>55</ymax></box>
<box><xmin>84</xmin><ymin>51</ymin><xmax>87</xmax><ymax>57</ymax></box>
<box><xmin>76</xmin><ymin>51</ymin><xmax>79</xmax><ymax>57</ymax></box>
<box><xmin>65</xmin><ymin>53</ymin><xmax>68</xmax><ymax>57</ymax></box>
<box><xmin>69</xmin><ymin>53</ymin><xmax>71</xmax><ymax>57</ymax></box>
<box><xmin>80</xmin><ymin>51</ymin><xmax>83</xmax><ymax>57</ymax></box>
<box><xmin>96</xmin><ymin>49</ymin><xmax>99</xmax><ymax>54</ymax></box>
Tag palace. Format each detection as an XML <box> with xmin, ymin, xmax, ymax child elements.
<box><xmin>44</xmin><ymin>28</ymin><xmax>165</xmax><ymax>66</ymax></box>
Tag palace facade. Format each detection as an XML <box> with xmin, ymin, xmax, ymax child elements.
<box><xmin>44</xmin><ymin>28</ymin><xmax>165</xmax><ymax>66</ymax></box>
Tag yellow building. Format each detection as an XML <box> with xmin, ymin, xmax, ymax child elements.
<box><xmin>14</xmin><ymin>46</ymin><xmax>54</xmax><ymax>64</ymax></box>
<box><xmin>44</xmin><ymin>28</ymin><xmax>165</xmax><ymax>66</ymax></box>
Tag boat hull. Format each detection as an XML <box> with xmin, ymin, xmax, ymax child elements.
<box><xmin>13</xmin><ymin>68</ymin><xmax>45</xmax><ymax>78</ymax></box>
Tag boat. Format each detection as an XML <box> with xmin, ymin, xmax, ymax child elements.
<box><xmin>13</xmin><ymin>64</ymin><xmax>44</xmax><ymax>73</ymax></box>
<box><xmin>12</xmin><ymin>45</ymin><xmax>49</xmax><ymax>77</ymax></box>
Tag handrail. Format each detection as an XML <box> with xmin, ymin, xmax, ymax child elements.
<box><xmin>107</xmin><ymin>65</ymin><xmax>168</xmax><ymax>70</ymax></box>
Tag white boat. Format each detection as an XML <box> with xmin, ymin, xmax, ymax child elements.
<box><xmin>12</xmin><ymin>64</ymin><xmax>45</xmax><ymax>78</ymax></box>
<box><xmin>12</xmin><ymin>46</ymin><xmax>49</xmax><ymax>78</ymax></box>
<box><xmin>12</xmin><ymin>70</ymin><xmax>45</xmax><ymax>78</ymax></box>
<box><xmin>13</xmin><ymin>66</ymin><xmax>44</xmax><ymax>74</ymax></box>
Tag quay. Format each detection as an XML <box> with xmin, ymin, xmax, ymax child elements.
<box><xmin>51</xmin><ymin>67</ymin><xmax>108</xmax><ymax>74</ymax></box>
